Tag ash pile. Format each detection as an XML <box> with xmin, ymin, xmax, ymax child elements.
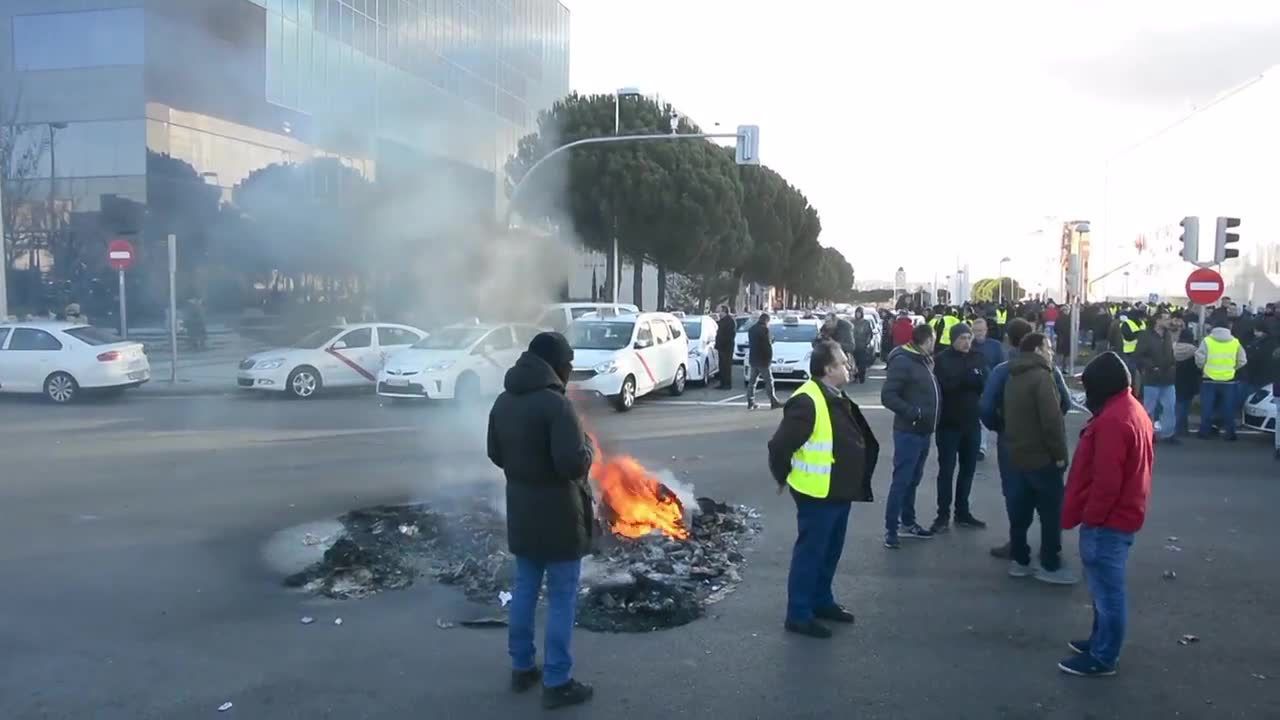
<box><xmin>284</xmin><ymin>503</ymin><xmax>512</xmax><ymax>602</ymax></box>
<box><xmin>577</xmin><ymin>497</ymin><xmax>761</xmax><ymax>633</ymax></box>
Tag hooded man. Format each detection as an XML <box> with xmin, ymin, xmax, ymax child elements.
<box><xmin>715</xmin><ymin>306</ymin><xmax>737</xmax><ymax>390</ymax></box>
<box><xmin>1058</xmin><ymin>352</ymin><xmax>1154</xmax><ymax>677</ymax></box>
<box><xmin>487</xmin><ymin>332</ymin><xmax>596</xmax><ymax>709</ymax></box>
<box><xmin>851</xmin><ymin>308</ymin><xmax>874</xmax><ymax>383</ymax></box>
<box><xmin>931</xmin><ymin>322</ymin><xmax>989</xmax><ymax>533</ymax></box>
<box><xmin>1194</xmin><ymin>318</ymin><xmax>1248</xmax><ymax>441</ymax></box>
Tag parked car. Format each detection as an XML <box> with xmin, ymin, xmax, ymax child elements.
<box><xmin>237</xmin><ymin>323</ymin><xmax>427</xmax><ymax>399</ymax></box>
<box><xmin>732</xmin><ymin>313</ymin><xmax>760</xmax><ymax>365</ymax></box>
<box><xmin>681</xmin><ymin>315</ymin><xmax>721</xmax><ymax>385</ymax></box>
<box><xmin>534</xmin><ymin>302</ymin><xmax>640</xmax><ymax>333</ymax></box>
<box><xmin>767</xmin><ymin>316</ymin><xmax>822</xmax><ymax>384</ymax></box>
<box><xmin>376</xmin><ymin>322</ymin><xmax>541</xmax><ymax>402</ymax></box>
<box><xmin>0</xmin><ymin>322</ymin><xmax>150</xmax><ymax>403</ymax></box>
<box><xmin>1243</xmin><ymin>386</ymin><xmax>1276</xmax><ymax>433</ymax></box>
<box><xmin>566</xmin><ymin>311</ymin><xmax>689</xmax><ymax>411</ymax></box>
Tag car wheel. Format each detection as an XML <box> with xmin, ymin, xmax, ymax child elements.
<box><xmin>455</xmin><ymin>373</ymin><xmax>481</xmax><ymax>404</ymax></box>
<box><xmin>613</xmin><ymin>375</ymin><xmax>637</xmax><ymax>412</ymax></box>
<box><xmin>44</xmin><ymin>372</ymin><xmax>78</xmax><ymax>404</ymax></box>
<box><xmin>287</xmin><ymin>366</ymin><xmax>322</xmax><ymax>399</ymax></box>
<box><xmin>670</xmin><ymin>365</ymin><xmax>687</xmax><ymax>396</ymax></box>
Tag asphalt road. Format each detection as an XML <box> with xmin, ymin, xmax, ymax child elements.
<box><xmin>1</xmin><ymin>371</ymin><xmax>1278</xmax><ymax>720</ymax></box>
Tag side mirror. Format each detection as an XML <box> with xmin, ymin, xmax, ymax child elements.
<box><xmin>331</xmin><ymin>340</ymin><xmax>348</xmax><ymax>350</ymax></box>
<box><xmin>635</xmin><ymin>340</ymin><xmax>651</xmax><ymax>350</ymax></box>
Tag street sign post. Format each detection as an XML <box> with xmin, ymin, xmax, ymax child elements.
<box><xmin>108</xmin><ymin>239</ymin><xmax>135</xmax><ymax>338</ymax></box>
<box><xmin>1185</xmin><ymin>267</ymin><xmax>1225</xmax><ymax>306</ymax></box>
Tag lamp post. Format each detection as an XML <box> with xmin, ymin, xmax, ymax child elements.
<box><xmin>611</xmin><ymin>87</ymin><xmax>641</xmax><ymax>305</ymax></box>
<box><xmin>998</xmin><ymin>256</ymin><xmax>1011</xmax><ymax>304</ymax></box>
<box><xmin>1122</xmin><ymin>271</ymin><xmax>1131</xmax><ymax>299</ymax></box>
<box><xmin>1068</xmin><ymin>222</ymin><xmax>1091</xmax><ymax>379</ymax></box>
<box><xmin>46</xmin><ymin>122</ymin><xmax>67</xmax><ymax>270</ymax></box>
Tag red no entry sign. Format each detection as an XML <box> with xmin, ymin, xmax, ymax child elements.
<box><xmin>1185</xmin><ymin>267</ymin><xmax>1224</xmax><ymax>305</ymax></box>
<box><xmin>107</xmin><ymin>238</ymin><xmax>135</xmax><ymax>271</ymax></box>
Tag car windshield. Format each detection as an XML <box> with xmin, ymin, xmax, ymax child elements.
<box><xmin>413</xmin><ymin>327</ymin><xmax>486</xmax><ymax>350</ymax></box>
<box><xmin>773</xmin><ymin>324</ymin><xmax>819</xmax><ymax>343</ymax></box>
<box><xmin>291</xmin><ymin>327</ymin><xmax>342</xmax><ymax>349</ymax></box>
<box><xmin>63</xmin><ymin>326</ymin><xmax>122</xmax><ymax>346</ymax></box>
<box><xmin>735</xmin><ymin>317</ymin><xmax>751</xmax><ymax>332</ymax></box>
<box><xmin>682</xmin><ymin>321</ymin><xmax>703</xmax><ymax>339</ymax></box>
<box><xmin>569</xmin><ymin>321</ymin><xmax>634</xmax><ymax>350</ymax></box>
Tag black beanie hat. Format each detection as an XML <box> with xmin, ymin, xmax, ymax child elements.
<box><xmin>950</xmin><ymin>322</ymin><xmax>973</xmax><ymax>343</ymax></box>
<box><xmin>1082</xmin><ymin>351</ymin><xmax>1131</xmax><ymax>415</ymax></box>
<box><xmin>528</xmin><ymin>331</ymin><xmax>574</xmax><ymax>382</ymax></box>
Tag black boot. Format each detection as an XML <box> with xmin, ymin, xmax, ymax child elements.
<box><xmin>511</xmin><ymin>667</ymin><xmax>541</xmax><ymax>693</ymax></box>
<box><xmin>784</xmin><ymin>620</ymin><xmax>833</xmax><ymax>638</ymax></box>
<box><xmin>542</xmin><ymin>679</ymin><xmax>594</xmax><ymax>709</ymax></box>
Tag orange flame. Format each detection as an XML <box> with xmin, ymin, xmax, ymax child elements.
<box><xmin>588</xmin><ymin>432</ymin><xmax>689</xmax><ymax>541</ymax></box>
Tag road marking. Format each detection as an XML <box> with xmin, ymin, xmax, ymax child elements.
<box><xmin>715</xmin><ymin>393</ymin><xmax>746</xmax><ymax>405</ymax></box>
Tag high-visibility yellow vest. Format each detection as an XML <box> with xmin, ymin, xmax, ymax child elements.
<box><xmin>936</xmin><ymin>315</ymin><xmax>960</xmax><ymax>346</ymax></box>
<box><xmin>996</xmin><ymin>309</ymin><xmax>1008</xmax><ymax>324</ymax></box>
<box><xmin>1203</xmin><ymin>336</ymin><xmax>1241</xmax><ymax>382</ymax></box>
<box><xmin>786</xmin><ymin>380</ymin><xmax>835</xmax><ymax>499</ymax></box>
<box><xmin>1122</xmin><ymin>319</ymin><xmax>1141</xmax><ymax>354</ymax></box>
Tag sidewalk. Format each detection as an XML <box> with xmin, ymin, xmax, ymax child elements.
<box><xmin>137</xmin><ymin>341</ymin><xmax>262</xmax><ymax>397</ymax></box>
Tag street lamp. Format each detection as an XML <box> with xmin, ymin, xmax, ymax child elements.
<box><xmin>1123</xmin><ymin>271</ymin><xmax>1131</xmax><ymax>299</ymax></box>
<box><xmin>43</xmin><ymin>122</ymin><xmax>68</xmax><ymax>271</ymax></box>
<box><xmin>1068</xmin><ymin>221</ymin><xmax>1091</xmax><ymax>380</ymax></box>
<box><xmin>998</xmin><ymin>256</ymin><xmax>1011</xmax><ymax>304</ymax></box>
<box><xmin>610</xmin><ymin>87</ymin><xmax>641</xmax><ymax>304</ymax></box>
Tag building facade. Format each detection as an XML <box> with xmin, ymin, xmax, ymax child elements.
<box><xmin>0</xmin><ymin>0</ymin><xmax>569</xmax><ymax>312</ymax></box>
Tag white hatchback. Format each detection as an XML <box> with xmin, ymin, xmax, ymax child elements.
<box><xmin>1243</xmin><ymin>386</ymin><xmax>1277</xmax><ymax>433</ymax></box>
<box><xmin>238</xmin><ymin>323</ymin><xmax>427</xmax><ymax>399</ymax></box>
<box><xmin>376</xmin><ymin>323</ymin><xmax>542</xmax><ymax>402</ymax></box>
<box><xmin>567</xmin><ymin>312</ymin><xmax>689</xmax><ymax>411</ymax></box>
<box><xmin>767</xmin><ymin>317</ymin><xmax>822</xmax><ymax>383</ymax></box>
<box><xmin>681</xmin><ymin>315</ymin><xmax>721</xmax><ymax>385</ymax></box>
<box><xmin>0</xmin><ymin>322</ymin><xmax>150</xmax><ymax>403</ymax></box>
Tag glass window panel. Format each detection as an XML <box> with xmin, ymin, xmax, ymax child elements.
<box><xmin>13</xmin><ymin>9</ymin><xmax>144</xmax><ymax>71</ymax></box>
<box><xmin>283</xmin><ymin>0</ymin><xmax>297</xmax><ymax>21</ymax></box>
<box><xmin>266</xmin><ymin>11</ymin><xmax>283</xmax><ymax>102</ymax></box>
<box><xmin>282</xmin><ymin>18</ymin><xmax>298</xmax><ymax>107</ymax></box>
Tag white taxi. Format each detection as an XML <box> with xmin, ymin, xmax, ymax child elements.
<box><xmin>376</xmin><ymin>323</ymin><xmax>541</xmax><ymax>402</ymax></box>
<box><xmin>567</xmin><ymin>312</ymin><xmax>689</xmax><ymax>411</ymax></box>
<box><xmin>767</xmin><ymin>316</ymin><xmax>822</xmax><ymax>383</ymax></box>
<box><xmin>681</xmin><ymin>315</ymin><xmax>721</xmax><ymax>385</ymax></box>
<box><xmin>0</xmin><ymin>322</ymin><xmax>150</xmax><ymax>403</ymax></box>
<box><xmin>237</xmin><ymin>323</ymin><xmax>426</xmax><ymax>399</ymax></box>
<box><xmin>1243</xmin><ymin>386</ymin><xmax>1277</xmax><ymax>433</ymax></box>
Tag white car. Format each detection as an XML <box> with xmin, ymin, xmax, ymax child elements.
<box><xmin>535</xmin><ymin>302</ymin><xmax>640</xmax><ymax>333</ymax></box>
<box><xmin>732</xmin><ymin>314</ymin><xmax>759</xmax><ymax>364</ymax></box>
<box><xmin>237</xmin><ymin>323</ymin><xmax>426</xmax><ymax>399</ymax></box>
<box><xmin>0</xmin><ymin>322</ymin><xmax>150</xmax><ymax>403</ymax></box>
<box><xmin>767</xmin><ymin>317</ymin><xmax>822</xmax><ymax>384</ymax></box>
<box><xmin>681</xmin><ymin>315</ymin><xmax>721</xmax><ymax>385</ymax></box>
<box><xmin>1243</xmin><ymin>386</ymin><xmax>1277</xmax><ymax>433</ymax></box>
<box><xmin>376</xmin><ymin>323</ymin><xmax>541</xmax><ymax>402</ymax></box>
<box><xmin>567</xmin><ymin>312</ymin><xmax>689</xmax><ymax>411</ymax></box>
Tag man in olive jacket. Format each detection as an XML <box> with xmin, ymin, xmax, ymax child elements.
<box><xmin>487</xmin><ymin>332</ymin><xmax>596</xmax><ymax>709</ymax></box>
<box><xmin>1003</xmin><ymin>332</ymin><xmax>1075</xmax><ymax>586</ymax></box>
<box><xmin>769</xmin><ymin>340</ymin><xmax>879</xmax><ymax>638</ymax></box>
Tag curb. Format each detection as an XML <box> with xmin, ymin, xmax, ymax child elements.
<box><xmin>134</xmin><ymin>382</ymin><xmax>240</xmax><ymax>398</ymax></box>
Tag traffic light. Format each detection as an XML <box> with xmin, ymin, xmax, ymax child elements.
<box><xmin>1178</xmin><ymin>216</ymin><xmax>1199</xmax><ymax>263</ymax></box>
<box><xmin>735</xmin><ymin>125</ymin><xmax>760</xmax><ymax>166</ymax></box>
<box><xmin>1214</xmin><ymin>217</ymin><xmax>1240</xmax><ymax>263</ymax></box>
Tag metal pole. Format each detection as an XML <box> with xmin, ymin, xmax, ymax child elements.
<box><xmin>118</xmin><ymin>269</ymin><xmax>127</xmax><ymax>338</ymax></box>
<box><xmin>1198</xmin><ymin>304</ymin><xmax>1207</xmax><ymax>342</ymax></box>
<box><xmin>168</xmin><ymin>234</ymin><xmax>177</xmax><ymax>383</ymax></box>
<box><xmin>0</xmin><ymin>165</ymin><xmax>8</xmax><ymax>321</ymax></box>
<box><xmin>612</xmin><ymin>94</ymin><xmax>620</xmax><ymax>304</ymax></box>
<box><xmin>47</xmin><ymin>125</ymin><xmax>56</xmax><ymax>269</ymax></box>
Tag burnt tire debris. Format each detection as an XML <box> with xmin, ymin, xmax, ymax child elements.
<box><xmin>283</xmin><ymin>497</ymin><xmax>761</xmax><ymax>633</ymax></box>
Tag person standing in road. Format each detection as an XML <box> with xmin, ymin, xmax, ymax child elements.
<box><xmin>768</xmin><ymin>340</ymin><xmax>880</xmax><ymax>639</ymax></box>
<box><xmin>931</xmin><ymin>323</ymin><xmax>989</xmax><ymax>534</ymax></box>
<box><xmin>1172</xmin><ymin>319</ymin><xmax>1200</xmax><ymax>437</ymax></box>
<box><xmin>1134</xmin><ymin>310</ymin><xmax>1178</xmax><ymax>444</ymax></box>
<box><xmin>851</xmin><ymin>308</ymin><xmax>874</xmax><ymax>384</ymax></box>
<box><xmin>747</xmin><ymin>313</ymin><xmax>781</xmax><ymax>410</ymax></box>
<box><xmin>972</xmin><ymin>318</ymin><xmax>1006</xmax><ymax>461</ymax></box>
<box><xmin>1003</xmin><ymin>333</ymin><xmax>1077</xmax><ymax>585</ymax></box>
<box><xmin>880</xmin><ymin>323</ymin><xmax>940</xmax><ymax>548</ymax></box>
<box><xmin>1195</xmin><ymin>318</ymin><xmax>1247</xmax><ymax>441</ymax></box>
<box><xmin>486</xmin><ymin>332</ymin><xmax>596</xmax><ymax>709</ymax></box>
<box><xmin>891</xmin><ymin>311</ymin><xmax>915</xmax><ymax>350</ymax></box>
<box><xmin>715</xmin><ymin>306</ymin><xmax>737</xmax><ymax>390</ymax></box>
<box><xmin>1058</xmin><ymin>351</ymin><xmax>1154</xmax><ymax>677</ymax></box>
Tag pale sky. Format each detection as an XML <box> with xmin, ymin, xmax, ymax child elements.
<box><xmin>565</xmin><ymin>0</ymin><xmax>1280</xmax><ymax>288</ymax></box>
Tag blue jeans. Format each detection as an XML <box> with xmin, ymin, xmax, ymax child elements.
<box><xmin>1142</xmin><ymin>384</ymin><xmax>1176</xmax><ymax>440</ymax></box>
<box><xmin>786</xmin><ymin>495</ymin><xmax>851</xmax><ymax>623</ymax></box>
<box><xmin>1006</xmin><ymin>464</ymin><xmax>1065</xmax><ymax>571</ymax></box>
<box><xmin>1198</xmin><ymin>381</ymin><xmax>1237</xmax><ymax>438</ymax></box>
<box><xmin>936</xmin><ymin>425</ymin><xmax>980</xmax><ymax>520</ymax></box>
<box><xmin>1079</xmin><ymin>526</ymin><xmax>1135</xmax><ymax>668</ymax></box>
<box><xmin>509</xmin><ymin>556</ymin><xmax>581</xmax><ymax>688</ymax></box>
<box><xmin>886</xmin><ymin>430</ymin><xmax>931</xmax><ymax>533</ymax></box>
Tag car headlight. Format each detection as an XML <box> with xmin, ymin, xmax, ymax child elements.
<box><xmin>803</xmin><ymin>352</ymin><xmax>812</xmax><ymax>363</ymax></box>
<box><xmin>594</xmin><ymin>360</ymin><xmax>619</xmax><ymax>374</ymax></box>
<box><xmin>426</xmin><ymin>360</ymin><xmax>455</xmax><ymax>372</ymax></box>
<box><xmin>255</xmin><ymin>358</ymin><xmax>286</xmax><ymax>370</ymax></box>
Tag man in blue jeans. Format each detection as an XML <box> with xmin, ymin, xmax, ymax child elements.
<box><xmin>1195</xmin><ymin>319</ymin><xmax>1247</xmax><ymax>441</ymax></box>
<box><xmin>487</xmin><ymin>332</ymin><xmax>596</xmax><ymax>709</ymax></box>
<box><xmin>881</xmin><ymin>323</ymin><xmax>940</xmax><ymax>548</ymax></box>
<box><xmin>931</xmin><ymin>322</ymin><xmax>990</xmax><ymax>533</ymax></box>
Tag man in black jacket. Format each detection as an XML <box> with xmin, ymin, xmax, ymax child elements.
<box><xmin>747</xmin><ymin>313</ymin><xmax>781</xmax><ymax>410</ymax></box>
<box><xmin>487</xmin><ymin>332</ymin><xmax>595</xmax><ymax>709</ymax></box>
<box><xmin>768</xmin><ymin>340</ymin><xmax>879</xmax><ymax>638</ymax></box>
<box><xmin>931</xmin><ymin>322</ymin><xmax>989</xmax><ymax>533</ymax></box>
<box><xmin>715</xmin><ymin>306</ymin><xmax>737</xmax><ymax>390</ymax></box>
<box><xmin>881</xmin><ymin>323</ymin><xmax>940</xmax><ymax>547</ymax></box>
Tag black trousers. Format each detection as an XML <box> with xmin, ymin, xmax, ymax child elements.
<box><xmin>717</xmin><ymin>350</ymin><xmax>734</xmax><ymax>387</ymax></box>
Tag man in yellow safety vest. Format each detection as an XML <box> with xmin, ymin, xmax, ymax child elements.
<box><xmin>768</xmin><ymin>340</ymin><xmax>880</xmax><ymax>639</ymax></box>
<box><xmin>933</xmin><ymin>309</ymin><xmax>961</xmax><ymax>353</ymax></box>
<box><xmin>1195</xmin><ymin>318</ymin><xmax>1248</xmax><ymax>441</ymax></box>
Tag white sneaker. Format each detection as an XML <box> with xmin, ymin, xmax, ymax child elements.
<box><xmin>1035</xmin><ymin>566</ymin><xmax>1079</xmax><ymax>585</ymax></box>
<box><xmin>1008</xmin><ymin>560</ymin><xmax>1037</xmax><ymax>578</ymax></box>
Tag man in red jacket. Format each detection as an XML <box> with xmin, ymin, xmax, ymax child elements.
<box><xmin>1058</xmin><ymin>351</ymin><xmax>1154</xmax><ymax>677</ymax></box>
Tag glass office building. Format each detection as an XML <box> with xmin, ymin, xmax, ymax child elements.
<box><xmin>0</xmin><ymin>0</ymin><xmax>569</xmax><ymax>271</ymax></box>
